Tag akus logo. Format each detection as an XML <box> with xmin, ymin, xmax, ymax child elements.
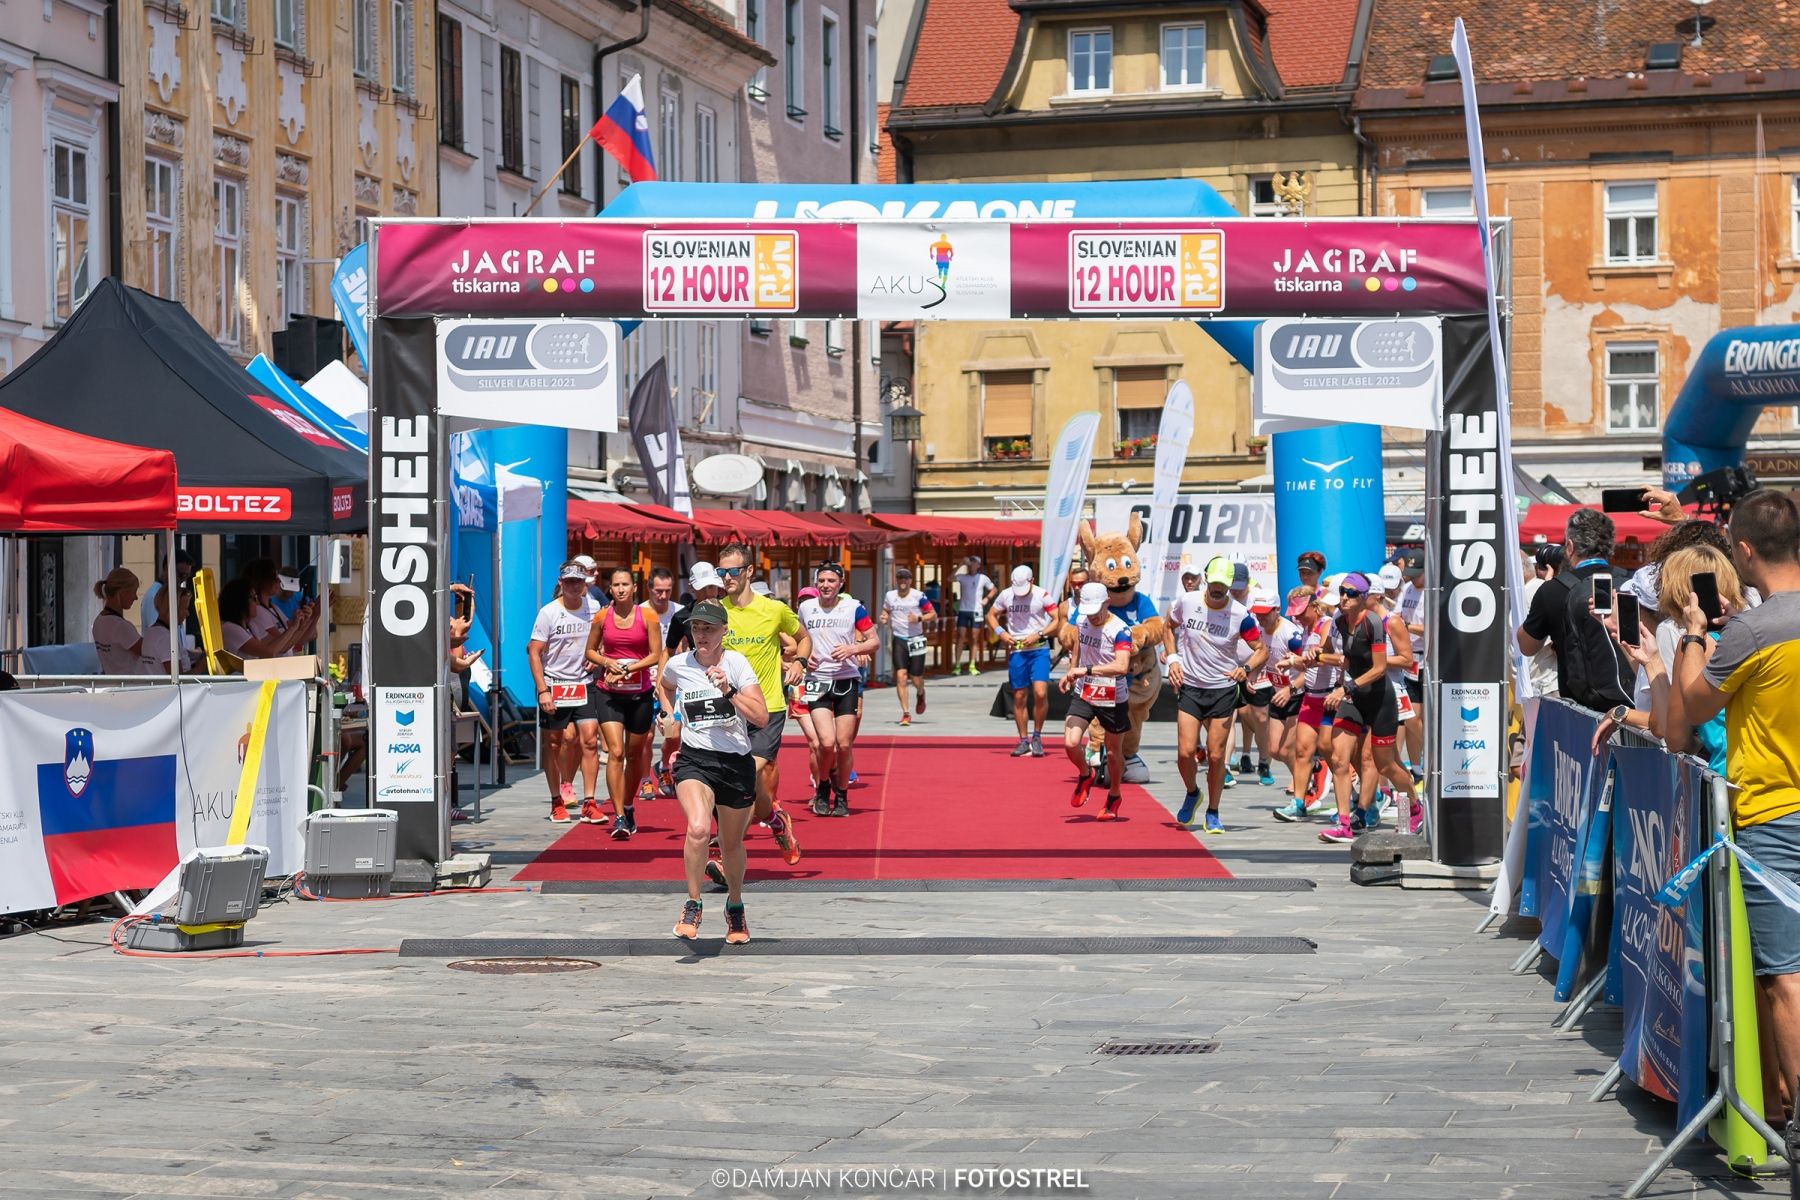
<box><xmin>862</xmin><ymin>231</ymin><xmax>959</xmax><ymax>312</ymax></box>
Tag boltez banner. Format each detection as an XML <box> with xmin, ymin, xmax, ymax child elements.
<box><xmin>0</xmin><ymin>682</ymin><xmax>309</xmax><ymax>915</ymax></box>
<box><xmin>1523</xmin><ymin>701</ymin><xmax>1608</xmax><ymax>960</ymax></box>
<box><xmin>1095</xmin><ymin>494</ymin><xmax>1277</xmax><ymax>601</ymax></box>
<box><xmin>372</xmin><ymin>220</ymin><xmax>1490</xmax><ymax>321</ymax></box>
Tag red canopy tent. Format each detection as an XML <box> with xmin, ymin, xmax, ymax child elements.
<box><xmin>869</xmin><ymin>514</ymin><xmax>1040</xmax><ymax>548</ymax></box>
<box><xmin>565</xmin><ymin>498</ymin><xmax>692</xmax><ymax>543</ymax></box>
<box><xmin>0</xmin><ymin>407</ymin><xmax>177</xmax><ymax>532</ymax></box>
<box><xmin>1517</xmin><ymin>503</ymin><xmax>1696</xmax><ymax>547</ymax></box>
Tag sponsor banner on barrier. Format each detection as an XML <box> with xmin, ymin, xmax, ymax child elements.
<box><xmin>373</xmin><ymin>687</ymin><xmax>436</xmax><ymax>801</ymax></box>
<box><xmin>370</xmin><ymin>220</ymin><xmax>1489</xmax><ymax>320</ymax></box>
<box><xmin>1254</xmin><ymin>318</ymin><xmax>1443</xmax><ymax>432</ymax></box>
<box><xmin>0</xmin><ymin>682</ymin><xmax>308</xmax><ymax>915</ymax></box>
<box><xmin>1439</xmin><ymin>682</ymin><xmax>1501</xmax><ymax>798</ymax></box>
<box><xmin>1525</xmin><ymin>701</ymin><xmax>1606</xmax><ymax>958</ymax></box>
<box><xmin>857</xmin><ymin>224</ymin><xmax>1012</xmax><ymax>319</ymax></box>
<box><xmin>435</xmin><ymin>319</ymin><xmax>620</xmax><ymax>432</ymax></box>
<box><xmin>1555</xmin><ymin>757</ymin><xmax>1614</xmax><ymax>1003</ymax></box>
<box><xmin>1094</xmin><ymin>494</ymin><xmax>1277</xmax><ymax>602</ymax></box>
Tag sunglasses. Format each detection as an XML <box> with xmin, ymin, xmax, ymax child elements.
<box><xmin>717</xmin><ymin>565</ymin><xmax>747</xmax><ymax>578</ymax></box>
<box><xmin>1339</xmin><ymin>586</ymin><xmax>1363</xmax><ymax>599</ymax></box>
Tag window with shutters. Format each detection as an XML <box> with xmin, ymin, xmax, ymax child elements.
<box><xmin>981</xmin><ymin>370</ymin><xmax>1034</xmax><ymax>460</ymax></box>
<box><xmin>1113</xmin><ymin>366</ymin><xmax>1166</xmax><ymax>449</ymax></box>
<box><xmin>438</xmin><ymin>17</ymin><xmax>464</xmax><ymax>148</ymax></box>
<box><xmin>499</xmin><ymin>47</ymin><xmax>523</xmax><ymax>175</ymax></box>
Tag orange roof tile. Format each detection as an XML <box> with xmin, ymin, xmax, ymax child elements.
<box><xmin>1266</xmin><ymin>0</ymin><xmax>1360</xmax><ymax>89</ymax></box>
<box><xmin>876</xmin><ymin>101</ymin><xmax>897</xmax><ymax>183</ymax></box>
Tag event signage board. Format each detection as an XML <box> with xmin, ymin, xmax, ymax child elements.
<box><xmin>0</xmin><ymin>682</ymin><xmax>308</xmax><ymax>915</ymax></box>
<box><xmin>371</xmin><ymin>220</ymin><xmax>1489</xmax><ymax>321</ymax></box>
<box><xmin>372</xmin><ymin>687</ymin><xmax>436</xmax><ymax>801</ymax></box>
<box><xmin>1254</xmin><ymin>318</ymin><xmax>1443</xmax><ymax>432</ymax></box>
<box><xmin>435</xmin><ymin>319</ymin><xmax>621</xmax><ymax>433</ymax></box>
<box><xmin>1094</xmin><ymin>495</ymin><xmax>1276</xmax><ymax>602</ymax></box>
<box><xmin>1438</xmin><ymin>681</ymin><xmax>1502</xmax><ymax>799</ymax></box>
<box><xmin>1524</xmin><ymin>701</ymin><xmax>1607</xmax><ymax>959</ymax></box>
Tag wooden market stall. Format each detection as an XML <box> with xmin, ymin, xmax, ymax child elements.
<box><xmin>868</xmin><ymin>514</ymin><xmax>1041</xmax><ymax>675</ymax></box>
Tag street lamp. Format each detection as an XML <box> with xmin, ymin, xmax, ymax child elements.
<box><xmin>888</xmin><ymin>402</ymin><xmax>924</xmax><ymax>444</ymax></box>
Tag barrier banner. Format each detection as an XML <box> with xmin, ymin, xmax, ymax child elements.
<box><xmin>1524</xmin><ymin>701</ymin><xmax>1605</xmax><ymax>958</ymax></box>
<box><xmin>1553</xmin><ymin>755</ymin><xmax>1613</xmax><ymax>1003</ymax></box>
<box><xmin>0</xmin><ymin>681</ymin><xmax>310</xmax><ymax>915</ymax></box>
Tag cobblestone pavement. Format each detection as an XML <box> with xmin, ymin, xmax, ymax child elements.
<box><xmin>0</xmin><ymin>675</ymin><xmax>1784</xmax><ymax>1199</ymax></box>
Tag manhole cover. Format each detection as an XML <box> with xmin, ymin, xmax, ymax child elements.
<box><xmin>446</xmin><ymin>957</ymin><xmax>601</xmax><ymax>975</ymax></box>
<box><xmin>1096</xmin><ymin>1040</ymin><xmax>1218</xmax><ymax>1056</ymax></box>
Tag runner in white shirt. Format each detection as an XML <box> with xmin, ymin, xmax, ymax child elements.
<box><xmin>1059</xmin><ymin>583</ymin><xmax>1135</xmax><ymax>819</ymax></box>
<box><xmin>1163</xmin><ymin>557</ymin><xmax>1267</xmax><ymax>833</ymax></box>
<box><xmin>798</xmin><ymin>563</ymin><xmax>879</xmax><ymax>818</ymax></box>
<box><xmin>92</xmin><ymin>568</ymin><xmax>145</xmax><ymax>676</ymax></box>
<box><xmin>527</xmin><ymin>561</ymin><xmax>603</xmax><ymax>824</ymax></box>
<box><xmin>988</xmin><ymin>564</ymin><xmax>1062</xmax><ymax>758</ymax></box>
<box><xmin>657</xmin><ymin>599</ymin><xmax>769</xmax><ymax>946</ymax></box>
<box><xmin>879</xmin><ymin>567</ymin><xmax>937</xmax><ymax>726</ymax></box>
<box><xmin>952</xmin><ymin>556</ymin><xmax>995</xmax><ymax>676</ymax></box>
<box><xmin>1273</xmin><ymin>586</ymin><xmax>1341</xmax><ymax>821</ymax></box>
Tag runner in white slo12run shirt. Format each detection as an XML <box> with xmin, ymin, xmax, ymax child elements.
<box><xmin>879</xmin><ymin>567</ymin><xmax>937</xmax><ymax>726</ymax></box>
<box><xmin>988</xmin><ymin>564</ymin><xmax>1061</xmax><ymax>758</ymax></box>
<box><xmin>1164</xmin><ymin>557</ymin><xmax>1266</xmax><ymax>832</ymax></box>
<box><xmin>798</xmin><ymin>563</ymin><xmax>878</xmax><ymax>818</ymax></box>
<box><xmin>1059</xmin><ymin>583</ymin><xmax>1135</xmax><ymax>820</ymax></box>
<box><xmin>527</xmin><ymin>562</ymin><xmax>603</xmax><ymax>824</ymax></box>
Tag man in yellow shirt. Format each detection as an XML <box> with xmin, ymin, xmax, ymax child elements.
<box><xmin>718</xmin><ymin>543</ymin><xmax>809</xmax><ymax>865</ymax></box>
<box><xmin>1676</xmin><ymin>488</ymin><xmax>1800</xmax><ymax>1123</ymax></box>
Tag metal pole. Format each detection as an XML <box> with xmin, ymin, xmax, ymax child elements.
<box><xmin>317</xmin><ymin>535</ymin><xmax>336</xmax><ymax>807</ymax></box>
<box><xmin>1555</xmin><ymin>971</ymin><xmax>1608</xmax><ymax>1033</ymax></box>
<box><xmin>1587</xmin><ymin>1062</ymin><xmax>1623</xmax><ymax>1103</ymax></box>
<box><xmin>491</xmin><ymin>518</ymin><xmax>504</xmax><ymax>788</ymax></box>
<box><xmin>167</xmin><ymin>532</ymin><xmax>178</xmax><ymax>685</ymax></box>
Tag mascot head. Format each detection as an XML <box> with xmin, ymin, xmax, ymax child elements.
<box><xmin>1078</xmin><ymin>512</ymin><xmax>1144</xmax><ymax>605</ymax></box>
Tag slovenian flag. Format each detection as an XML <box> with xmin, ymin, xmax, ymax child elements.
<box><xmin>593</xmin><ymin>75</ymin><xmax>657</xmax><ymax>183</ymax></box>
<box><xmin>36</xmin><ymin>728</ymin><xmax>179</xmax><ymax>904</ymax></box>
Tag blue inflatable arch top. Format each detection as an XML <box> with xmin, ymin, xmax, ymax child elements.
<box><xmin>1663</xmin><ymin>325</ymin><xmax>1800</xmax><ymax>487</ymax></box>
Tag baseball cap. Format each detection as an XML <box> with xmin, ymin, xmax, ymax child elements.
<box><xmin>1285</xmin><ymin>590</ymin><xmax>1318</xmax><ymax>619</ymax></box>
<box><xmin>1178</xmin><ymin>555</ymin><xmax>1199</xmax><ymax>580</ymax></box>
<box><xmin>798</xmin><ymin>586</ymin><xmax>820</xmax><ymax>602</ymax></box>
<box><xmin>572</xmin><ymin>554</ymin><xmax>597</xmax><ymax>571</ymax></box>
<box><xmin>1298</xmin><ymin>550</ymin><xmax>1327</xmax><ymax>572</ymax></box>
<box><xmin>1077</xmin><ymin>581</ymin><xmax>1108</xmax><ymax>616</ymax></box>
<box><xmin>1339</xmin><ymin>571</ymin><xmax>1372</xmax><ymax>596</ymax></box>
<box><xmin>689</xmin><ymin>562</ymin><xmax>722</xmax><ymax>591</ymax></box>
<box><xmin>688</xmin><ymin>599</ymin><xmax>729</xmax><ymax>626</ymax></box>
<box><xmin>558</xmin><ymin>561</ymin><xmax>589</xmax><ymax>582</ymax></box>
<box><xmin>1011</xmin><ymin>564</ymin><xmax>1034</xmax><ymax>592</ymax></box>
<box><xmin>1203</xmin><ymin>557</ymin><xmax>1234</xmax><ymax>587</ymax></box>
<box><xmin>896</xmin><ymin>566</ymin><xmax>913</xmax><ymax>580</ymax></box>
<box><xmin>1377</xmin><ymin>563</ymin><xmax>1404</xmax><ymax>594</ymax></box>
<box><xmin>1249</xmin><ymin>589</ymin><xmax>1279</xmax><ymax>614</ymax></box>
<box><xmin>751</xmin><ymin>581</ymin><xmax>772</xmax><ymax>597</ymax></box>
<box><xmin>1231</xmin><ymin>562</ymin><xmax>1251</xmax><ymax>589</ymax></box>
<box><xmin>1401</xmin><ymin>550</ymin><xmax>1424</xmax><ymax>575</ymax></box>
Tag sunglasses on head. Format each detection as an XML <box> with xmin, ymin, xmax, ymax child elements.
<box><xmin>717</xmin><ymin>565</ymin><xmax>747</xmax><ymax>578</ymax></box>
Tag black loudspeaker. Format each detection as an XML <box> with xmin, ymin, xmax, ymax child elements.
<box><xmin>272</xmin><ymin>315</ymin><xmax>346</xmax><ymax>379</ymax></box>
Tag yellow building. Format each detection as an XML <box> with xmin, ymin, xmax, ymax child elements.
<box><xmin>884</xmin><ymin>0</ymin><xmax>1369</xmax><ymax>513</ymax></box>
<box><xmin>122</xmin><ymin>0</ymin><xmax>435</xmax><ymax>359</ymax></box>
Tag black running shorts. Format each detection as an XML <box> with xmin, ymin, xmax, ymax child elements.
<box><xmin>592</xmin><ymin>686</ymin><xmax>656</xmax><ymax>735</ymax></box>
<box><xmin>1178</xmin><ymin>684</ymin><xmax>1240</xmax><ymax>722</ymax></box>
<box><xmin>673</xmin><ymin>745</ymin><xmax>757</xmax><ymax>809</ymax></box>
<box><xmin>801</xmin><ymin>677</ymin><xmax>861</xmax><ymax>718</ymax></box>
<box><xmin>1067</xmin><ymin>696</ymin><xmax>1130</xmax><ymax>735</ymax></box>
<box><xmin>1336</xmin><ymin>681</ymin><xmax>1400</xmax><ymax>740</ymax></box>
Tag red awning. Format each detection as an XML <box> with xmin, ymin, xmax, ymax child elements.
<box><xmin>786</xmin><ymin>512</ymin><xmax>897</xmax><ymax>547</ymax></box>
<box><xmin>567</xmin><ymin>498</ymin><xmax>692</xmax><ymax>544</ymax></box>
<box><xmin>870</xmin><ymin>514</ymin><xmax>1041</xmax><ymax>548</ymax></box>
<box><xmin>1517</xmin><ymin>503</ymin><xmax>1696</xmax><ymax>546</ymax></box>
<box><xmin>682</xmin><ymin>507</ymin><xmax>822</xmax><ymax>547</ymax></box>
<box><xmin>0</xmin><ymin>407</ymin><xmax>178</xmax><ymax>532</ymax></box>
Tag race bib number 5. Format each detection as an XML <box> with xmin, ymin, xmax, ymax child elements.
<box><xmin>682</xmin><ymin>686</ymin><xmax>736</xmax><ymax>731</ymax></box>
<box><xmin>550</xmin><ymin>682</ymin><xmax>588</xmax><ymax>709</ymax></box>
<box><xmin>1078</xmin><ymin>675</ymin><xmax>1119</xmax><ymax>705</ymax></box>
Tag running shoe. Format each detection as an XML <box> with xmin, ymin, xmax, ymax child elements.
<box><xmin>1355</xmin><ymin>804</ymin><xmax>1380</xmax><ymax>833</ymax></box>
<box><xmin>560</xmin><ymin>782</ymin><xmax>576</xmax><ymax>805</ymax></box>
<box><xmin>1176</xmin><ymin>791</ymin><xmax>1201</xmax><ymax>827</ymax></box>
<box><xmin>1306</xmin><ymin>760</ymin><xmax>1329</xmax><ymax>803</ymax></box>
<box><xmin>831</xmin><ymin>789</ymin><xmax>850</xmax><ymax>818</ymax></box>
<box><xmin>849</xmin><ymin>771</ymin><xmax>858</xmax><ymax>784</ymax></box>
<box><xmin>610</xmin><ymin>808</ymin><xmax>637</xmax><ymax>840</ymax></box>
<box><xmin>1098</xmin><ymin>794</ymin><xmax>1122</xmax><ymax>822</ymax></box>
<box><xmin>917</xmin><ymin>692</ymin><xmax>927</xmax><ymax>715</ymax></box>
<box><xmin>900</xmin><ymin>712</ymin><xmax>912</xmax><ymax>727</ymax></box>
<box><xmin>674</xmin><ymin>899</ymin><xmax>703</xmax><ymax>939</ymax></box>
<box><xmin>1304</xmin><ymin>794</ymin><xmax>1333</xmax><ymax>818</ymax></box>
<box><xmin>767</xmin><ymin>806</ymin><xmax>803</xmax><ymax>866</ymax></box>
<box><xmin>705</xmin><ymin>858</ymin><xmax>728</xmax><ymax>889</ymax></box>
<box><xmin>549</xmin><ymin>798</ymin><xmax>572</xmax><ymax>824</ymax></box>
<box><xmin>1222</xmin><ymin>769</ymin><xmax>1238</xmax><ymax>789</ymax></box>
<box><xmin>724</xmin><ymin>903</ymin><xmax>750</xmax><ymax>945</ymax></box>
<box><xmin>1030</xmin><ymin>732</ymin><xmax>1045</xmax><ymax>758</ymax></box>
<box><xmin>1272</xmin><ymin>797</ymin><xmax>1308</xmax><ymax>822</ymax></box>
<box><xmin>579</xmin><ymin>798</ymin><xmax>606</xmax><ymax>825</ymax></box>
<box><xmin>1121</xmin><ymin>755</ymin><xmax>1151</xmax><ymax>784</ymax></box>
<box><xmin>1407</xmin><ymin>800</ymin><xmax>1426</xmax><ymax>836</ymax></box>
<box><xmin>811</xmin><ymin>782</ymin><xmax>832</xmax><ymax>818</ymax></box>
<box><xmin>1237</xmin><ymin>754</ymin><xmax>1253</xmax><ymax>776</ymax></box>
<box><xmin>656</xmin><ymin>767</ymin><xmax>677</xmax><ymax>799</ymax></box>
<box><xmin>1319</xmin><ymin>818</ymin><xmax>1355</xmax><ymax>843</ymax></box>
<box><xmin>1070</xmin><ymin>772</ymin><xmax>1096</xmax><ymax>808</ymax></box>
<box><xmin>1204</xmin><ymin>810</ymin><xmax>1225</xmax><ymax>835</ymax></box>
<box><xmin>1011</xmin><ymin>737</ymin><xmax>1032</xmax><ymax>758</ymax></box>
<box><xmin>968</xmin><ymin>665</ymin><xmax>981</xmax><ymax>677</ymax></box>
<box><xmin>1257</xmin><ymin>763</ymin><xmax>1275</xmax><ymax>788</ymax></box>
<box><xmin>450</xmin><ymin>806</ymin><xmax>471</xmax><ymax>823</ymax></box>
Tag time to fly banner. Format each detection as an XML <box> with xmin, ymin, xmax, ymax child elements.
<box><xmin>371</xmin><ymin>220</ymin><xmax>1489</xmax><ymax>321</ymax></box>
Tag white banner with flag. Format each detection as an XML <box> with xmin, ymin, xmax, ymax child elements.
<box><xmin>1038</xmin><ymin>412</ymin><xmax>1100</xmax><ymax>599</ymax></box>
<box><xmin>1137</xmin><ymin>380</ymin><xmax>1195</xmax><ymax>609</ymax></box>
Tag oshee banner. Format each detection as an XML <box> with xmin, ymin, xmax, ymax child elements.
<box><xmin>0</xmin><ymin>682</ymin><xmax>309</xmax><ymax>915</ymax></box>
<box><xmin>1093</xmin><ymin>494</ymin><xmax>1276</xmax><ymax>601</ymax></box>
<box><xmin>372</xmin><ymin>219</ymin><xmax>1489</xmax><ymax>320</ymax></box>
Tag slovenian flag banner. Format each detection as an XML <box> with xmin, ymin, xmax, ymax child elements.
<box><xmin>593</xmin><ymin>75</ymin><xmax>658</xmax><ymax>183</ymax></box>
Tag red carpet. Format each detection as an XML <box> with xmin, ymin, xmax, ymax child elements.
<box><xmin>513</xmin><ymin>737</ymin><xmax>1230</xmax><ymax>883</ymax></box>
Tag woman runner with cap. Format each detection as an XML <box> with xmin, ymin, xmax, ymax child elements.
<box><xmin>658</xmin><ymin>599</ymin><xmax>770</xmax><ymax>944</ymax></box>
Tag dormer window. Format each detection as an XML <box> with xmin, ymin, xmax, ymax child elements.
<box><xmin>1068</xmin><ymin>27</ymin><xmax>1112</xmax><ymax>95</ymax></box>
<box><xmin>1160</xmin><ymin>23</ymin><xmax>1206</xmax><ymax>91</ymax></box>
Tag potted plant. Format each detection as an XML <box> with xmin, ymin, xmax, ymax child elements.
<box><xmin>1246</xmin><ymin>435</ymin><xmax>1269</xmax><ymax>458</ymax></box>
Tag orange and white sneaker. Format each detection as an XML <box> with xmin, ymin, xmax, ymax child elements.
<box><xmin>724</xmin><ymin>903</ymin><xmax>750</xmax><ymax>945</ymax></box>
<box><xmin>900</xmin><ymin>712</ymin><xmax>912</xmax><ymax>727</ymax></box>
<box><xmin>674</xmin><ymin>900</ymin><xmax>703</xmax><ymax>939</ymax></box>
<box><xmin>549</xmin><ymin>797</ymin><xmax>572</xmax><ymax>824</ymax></box>
<box><xmin>766</xmin><ymin>805</ymin><xmax>803</xmax><ymax>866</ymax></box>
<box><xmin>579</xmin><ymin>798</ymin><xmax>607</xmax><ymax>825</ymax></box>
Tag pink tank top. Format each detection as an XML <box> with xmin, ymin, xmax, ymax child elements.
<box><xmin>596</xmin><ymin>603</ymin><xmax>652</xmax><ymax>692</ymax></box>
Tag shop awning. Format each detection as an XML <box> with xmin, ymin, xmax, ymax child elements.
<box><xmin>1518</xmin><ymin>503</ymin><xmax>1695</xmax><ymax>546</ymax></box>
<box><xmin>787</xmin><ymin>512</ymin><xmax>897</xmax><ymax>548</ymax></box>
<box><xmin>870</xmin><ymin>514</ymin><xmax>1041</xmax><ymax>548</ymax></box>
<box><xmin>0</xmin><ymin>407</ymin><xmax>178</xmax><ymax>532</ymax></box>
<box><xmin>567</xmin><ymin>498</ymin><xmax>692</xmax><ymax>544</ymax></box>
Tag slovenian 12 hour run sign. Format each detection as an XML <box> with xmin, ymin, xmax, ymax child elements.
<box><xmin>1066</xmin><ymin>230</ymin><xmax>1225</xmax><ymax>312</ymax></box>
<box><xmin>642</xmin><ymin>230</ymin><xmax>799</xmax><ymax>312</ymax></box>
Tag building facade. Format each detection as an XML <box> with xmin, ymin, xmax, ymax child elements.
<box><xmin>1357</xmin><ymin>2</ymin><xmax>1800</xmax><ymax>495</ymax></box>
<box><xmin>434</xmin><ymin>0</ymin><xmax>767</xmax><ymax>497</ymax></box>
<box><xmin>118</xmin><ymin>0</ymin><xmax>435</xmax><ymax>360</ymax></box>
<box><xmin>884</xmin><ymin>0</ymin><xmax>1369</xmax><ymax>515</ymax></box>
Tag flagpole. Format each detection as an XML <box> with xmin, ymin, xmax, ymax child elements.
<box><xmin>522</xmin><ymin>130</ymin><xmax>595</xmax><ymax>218</ymax></box>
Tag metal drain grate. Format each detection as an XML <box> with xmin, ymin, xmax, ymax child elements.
<box><xmin>446</xmin><ymin>957</ymin><xmax>602</xmax><ymax>975</ymax></box>
<box><xmin>1097</xmin><ymin>1039</ymin><xmax>1219</xmax><ymax>1056</ymax></box>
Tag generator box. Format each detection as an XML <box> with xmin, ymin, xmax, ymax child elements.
<box><xmin>303</xmin><ymin>808</ymin><xmax>397</xmax><ymax>898</ymax></box>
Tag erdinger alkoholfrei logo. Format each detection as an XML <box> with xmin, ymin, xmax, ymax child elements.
<box><xmin>63</xmin><ymin>728</ymin><xmax>95</xmax><ymax>798</ymax></box>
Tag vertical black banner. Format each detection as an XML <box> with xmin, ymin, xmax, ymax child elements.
<box><xmin>1431</xmin><ymin>314</ymin><xmax>1508</xmax><ymax>865</ymax></box>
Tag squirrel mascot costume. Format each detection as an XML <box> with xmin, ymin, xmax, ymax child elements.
<box><xmin>1058</xmin><ymin>513</ymin><xmax>1166</xmax><ymax>782</ymax></box>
